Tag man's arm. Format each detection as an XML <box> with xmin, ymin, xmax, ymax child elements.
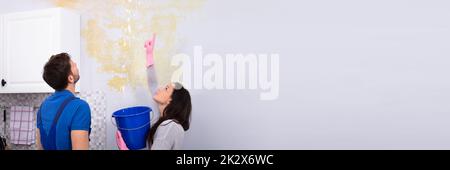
<box><xmin>70</xmin><ymin>100</ymin><xmax>91</xmax><ymax>150</ymax></box>
<box><xmin>36</xmin><ymin>129</ymin><xmax>43</xmax><ymax>150</ymax></box>
<box><xmin>71</xmin><ymin>130</ymin><xmax>89</xmax><ymax>150</ymax></box>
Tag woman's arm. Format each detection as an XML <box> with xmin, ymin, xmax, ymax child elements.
<box><xmin>146</xmin><ymin>66</ymin><xmax>159</xmax><ymax>97</ymax></box>
<box><xmin>145</xmin><ymin>33</ymin><xmax>158</xmax><ymax>94</ymax></box>
<box><xmin>145</xmin><ymin>34</ymin><xmax>161</xmax><ymax>124</ymax></box>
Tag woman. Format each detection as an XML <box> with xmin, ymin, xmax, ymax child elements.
<box><xmin>116</xmin><ymin>35</ymin><xmax>192</xmax><ymax>150</ymax></box>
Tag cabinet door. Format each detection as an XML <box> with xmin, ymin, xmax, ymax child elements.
<box><xmin>0</xmin><ymin>9</ymin><xmax>59</xmax><ymax>93</ymax></box>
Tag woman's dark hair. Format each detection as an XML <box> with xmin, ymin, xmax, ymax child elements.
<box><xmin>147</xmin><ymin>85</ymin><xmax>192</xmax><ymax>146</ymax></box>
<box><xmin>42</xmin><ymin>53</ymin><xmax>72</xmax><ymax>91</ymax></box>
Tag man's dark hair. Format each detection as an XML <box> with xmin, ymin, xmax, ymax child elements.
<box><xmin>42</xmin><ymin>53</ymin><xmax>72</xmax><ymax>91</ymax></box>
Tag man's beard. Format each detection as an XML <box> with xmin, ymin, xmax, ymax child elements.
<box><xmin>73</xmin><ymin>74</ymin><xmax>80</xmax><ymax>84</ymax></box>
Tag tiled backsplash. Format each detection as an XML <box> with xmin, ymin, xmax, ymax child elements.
<box><xmin>0</xmin><ymin>91</ymin><xmax>106</xmax><ymax>150</ymax></box>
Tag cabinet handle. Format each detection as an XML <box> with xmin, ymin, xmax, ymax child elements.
<box><xmin>1</xmin><ymin>79</ymin><xmax>6</xmax><ymax>87</ymax></box>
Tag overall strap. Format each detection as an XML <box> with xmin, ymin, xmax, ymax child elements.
<box><xmin>51</xmin><ymin>96</ymin><xmax>77</xmax><ymax>128</ymax></box>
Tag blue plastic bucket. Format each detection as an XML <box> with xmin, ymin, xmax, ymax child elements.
<box><xmin>112</xmin><ymin>106</ymin><xmax>151</xmax><ymax>150</ymax></box>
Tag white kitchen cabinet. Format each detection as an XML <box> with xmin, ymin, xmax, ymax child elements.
<box><xmin>0</xmin><ymin>15</ymin><xmax>3</xmax><ymax>91</ymax></box>
<box><xmin>0</xmin><ymin>8</ymin><xmax>80</xmax><ymax>93</ymax></box>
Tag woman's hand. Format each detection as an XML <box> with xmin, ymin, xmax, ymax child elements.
<box><xmin>145</xmin><ymin>33</ymin><xmax>156</xmax><ymax>68</ymax></box>
<box><xmin>115</xmin><ymin>131</ymin><xmax>129</xmax><ymax>150</ymax></box>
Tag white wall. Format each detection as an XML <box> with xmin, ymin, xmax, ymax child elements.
<box><xmin>2</xmin><ymin>0</ymin><xmax>450</xmax><ymax>149</ymax></box>
<box><xmin>180</xmin><ymin>0</ymin><xmax>450</xmax><ymax>149</ymax></box>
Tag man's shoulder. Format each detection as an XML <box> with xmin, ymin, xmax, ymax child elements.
<box><xmin>73</xmin><ymin>97</ymin><xmax>88</xmax><ymax>105</ymax></box>
<box><xmin>72</xmin><ymin>98</ymin><xmax>90</xmax><ymax>109</ymax></box>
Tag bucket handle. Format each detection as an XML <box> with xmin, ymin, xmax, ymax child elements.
<box><xmin>111</xmin><ymin>111</ymin><xmax>155</xmax><ymax>131</ymax></box>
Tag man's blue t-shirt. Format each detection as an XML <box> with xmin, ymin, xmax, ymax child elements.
<box><xmin>37</xmin><ymin>90</ymin><xmax>91</xmax><ymax>150</ymax></box>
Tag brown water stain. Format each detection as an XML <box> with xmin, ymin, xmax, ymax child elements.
<box><xmin>51</xmin><ymin>0</ymin><xmax>205</xmax><ymax>92</ymax></box>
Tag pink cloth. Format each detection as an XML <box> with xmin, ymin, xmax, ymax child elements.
<box><xmin>9</xmin><ymin>106</ymin><xmax>35</xmax><ymax>145</ymax></box>
<box><xmin>116</xmin><ymin>131</ymin><xmax>129</xmax><ymax>150</ymax></box>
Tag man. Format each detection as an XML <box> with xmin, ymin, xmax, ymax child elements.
<box><xmin>36</xmin><ymin>53</ymin><xmax>91</xmax><ymax>150</ymax></box>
